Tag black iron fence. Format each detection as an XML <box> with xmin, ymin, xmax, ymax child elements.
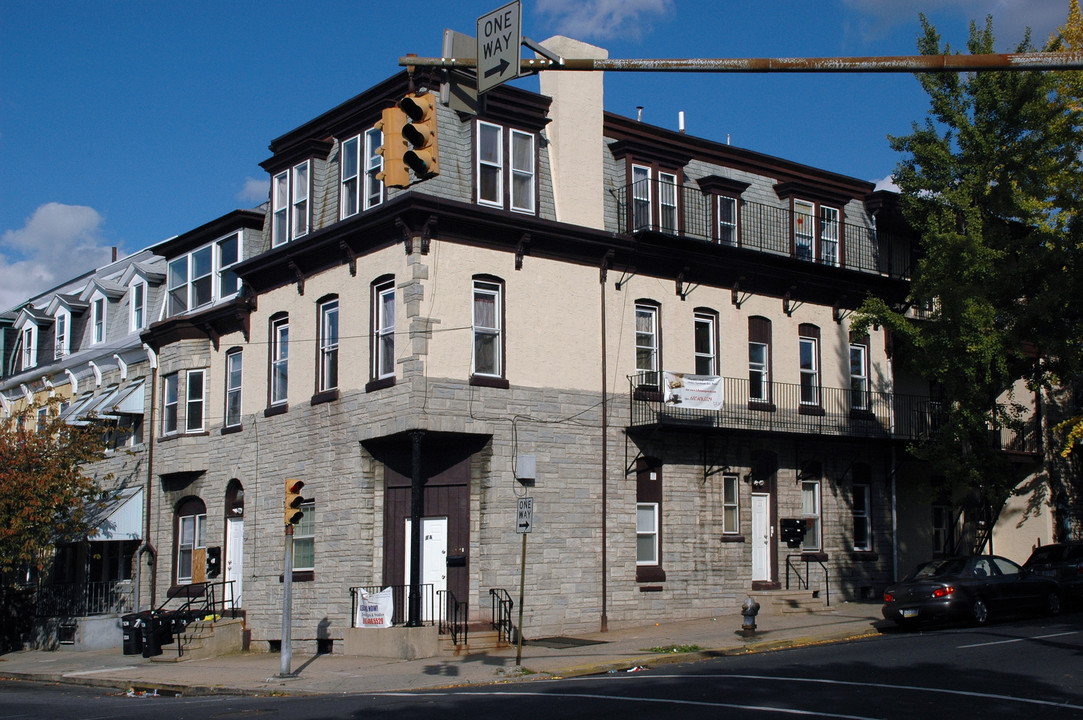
<box><xmin>630</xmin><ymin>373</ymin><xmax>1040</xmax><ymax>452</ymax></box>
<box><xmin>35</xmin><ymin>579</ymin><xmax>134</xmax><ymax>617</ymax></box>
<box><xmin>613</xmin><ymin>180</ymin><xmax>914</xmax><ymax>280</ymax></box>
<box><xmin>349</xmin><ymin>584</ymin><xmax>435</xmax><ymax>628</ymax></box>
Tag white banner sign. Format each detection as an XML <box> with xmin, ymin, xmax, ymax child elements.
<box><xmin>356</xmin><ymin>587</ymin><xmax>395</xmax><ymax>628</ymax></box>
<box><xmin>663</xmin><ymin>372</ymin><xmax>724</xmax><ymax>410</ymax></box>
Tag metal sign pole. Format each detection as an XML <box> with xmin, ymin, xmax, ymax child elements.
<box><xmin>279</xmin><ymin>525</ymin><xmax>294</xmax><ymax>677</ymax></box>
<box><xmin>515</xmin><ymin>530</ymin><xmax>526</xmax><ymax>666</ymax></box>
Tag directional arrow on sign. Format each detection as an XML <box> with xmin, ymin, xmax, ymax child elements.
<box><xmin>485</xmin><ymin>57</ymin><xmax>510</xmax><ymax>79</ymax></box>
<box><xmin>477</xmin><ymin>1</ymin><xmax>521</xmax><ymax>94</ymax></box>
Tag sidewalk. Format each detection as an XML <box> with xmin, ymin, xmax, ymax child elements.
<box><xmin>0</xmin><ymin>602</ymin><xmax>887</xmax><ymax>697</ymax></box>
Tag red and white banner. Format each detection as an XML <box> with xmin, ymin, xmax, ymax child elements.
<box><xmin>663</xmin><ymin>372</ymin><xmax>724</xmax><ymax>410</ymax></box>
<box><xmin>355</xmin><ymin>587</ymin><xmax>394</xmax><ymax>628</ymax></box>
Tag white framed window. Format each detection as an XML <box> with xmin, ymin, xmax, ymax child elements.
<box><xmin>177</xmin><ymin>508</ymin><xmax>206</xmax><ymax>584</ymax></box>
<box><xmin>477</xmin><ymin>121</ymin><xmax>503</xmax><ymax>207</ymax></box>
<box><xmin>718</xmin><ymin>195</ymin><xmax>737</xmax><ymax>245</ymax></box>
<box><xmin>749</xmin><ymin>342</ymin><xmax>768</xmax><ymax>401</ymax></box>
<box><xmin>217</xmin><ymin>233</ymin><xmax>241</xmax><ymax>298</ymax></box>
<box><xmin>54</xmin><ymin>311</ymin><xmax>69</xmax><ymax>359</ymax></box>
<box><xmin>92</xmin><ymin>297</ymin><xmax>106</xmax><ymax>344</ymax></box>
<box><xmin>932</xmin><ymin>504</ymin><xmax>955</xmax><ymax>556</ymax></box>
<box><xmin>373</xmin><ymin>280</ymin><xmax>395</xmax><ymax>380</ymax></box>
<box><xmin>722</xmin><ymin>474</ymin><xmax>740</xmax><ymax>534</ymax></box>
<box><xmin>853</xmin><ymin>483</ymin><xmax>871</xmax><ymax>551</ymax></box>
<box><xmin>162</xmin><ymin>372</ymin><xmax>179</xmax><ymax>436</ymax></box>
<box><xmin>850</xmin><ymin>343</ymin><xmax>870</xmax><ymax>410</ymax></box>
<box><xmin>318</xmin><ymin>299</ymin><xmax>339</xmax><ymax>392</ymax></box>
<box><xmin>340</xmin><ymin>135</ymin><xmax>360</xmax><ymax>219</ymax></box>
<box><xmin>270</xmin><ymin>316</ymin><xmax>289</xmax><ymax>406</ymax></box>
<box><xmin>794</xmin><ymin>199</ymin><xmax>815</xmax><ymax>261</ymax></box>
<box><xmin>224</xmin><ymin>349</ymin><xmax>242</xmax><ymax>429</ymax></box>
<box><xmin>510</xmin><ymin>129</ymin><xmax>535</xmax><ymax>213</ymax></box>
<box><xmin>472</xmin><ymin>279</ymin><xmax>502</xmax><ymax>377</ymax></box>
<box><xmin>129</xmin><ymin>281</ymin><xmax>146</xmax><ymax>333</ymax></box>
<box><xmin>167</xmin><ymin>246</ymin><xmax>213</xmax><ymax>317</ymax></box>
<box><xmin>658</xmin><ymin>171</ymin><xmax>677</xmax><ymax>233</ymax></box>
<box><xmin>292</xmin><ymin>160</ymin><xmax>310</xmax><ymax>239</ymax></box>
<box><xmin>635</xmin><ymin>303</ymin><xmax>659</xmax><ymax>386</ymax></box>
<box><xmin>799</xmin><ymin>335</ymin><xmax>819</xmax><ymax>405</ymax></box>
<box><xmin>364</xmin><ymin>127</ymin><xmax>384</xmax><ymax>210</ymax></box>
<box><xmin>820</xmin><ymin>205</ymin><xmax>839</xmax><ymax>266</ymax></box>
<box><xmin>21</xmin><ymin>325</ymin><xmax>37</xmax><ymax>370</ymax></box>
<box><xmin>185</xmin><ymin>370</ymin><xmax>205</xmax><ymax>433</ymax></box>
<box><xmin>636</xmin><ymin>502</ymin><xmax>659</xmax><ymax>565</ymax></box>
<box><xmin>632</xmin><ymin>164</ymin><xmax>651</xmax><ymax>230</ymax></box>
<box><xmin>694</xmin><ymin>311</ymin><xmax>717</xmax><ymax>376</ymax></box>
<box><xmin>36</xmin><ymin>407</ymin><xmax>48</xmax><ymax>434</ymax></box>
<box><xmin>801</xmin><ymin>479</ymin><xmax>822</xmax><ymax>551</ymax></box>
<box><xmin>273</xmin><ymin>170</ymin><xmax>290</xmax><ymax>247</ymax></box>
<box><xmin>293</xmin><ymin>501</ymin><xmax>315</xmax><ymax>571</ymax></box>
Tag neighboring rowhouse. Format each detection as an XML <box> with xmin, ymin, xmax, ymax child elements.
<box><xmin>0</xmin><ymin>248</ymin><xmax>162</xmax><ymax>649</ymax></box>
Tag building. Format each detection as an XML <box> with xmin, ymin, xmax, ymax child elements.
<box><xmin>2</xmin><ymin>35</ymin><xmax>1057</xmax><ymax>652</ymax></box>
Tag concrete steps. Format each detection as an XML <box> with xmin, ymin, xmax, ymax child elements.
<box><xmin>438</xmin><ymin>624</ymin><xmax>510</xmax><ymax>655</ymax></box>
<box><xmin>150</xmin><ymin>617</ymin><xmax>243</xmax><ymax>662</ymax></box>
<box><xmin>753</xmin><ymin>590</ymin><xmax>837</xmax><ymax>615</ymax></box>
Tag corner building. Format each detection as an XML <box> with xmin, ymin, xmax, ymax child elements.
<box><xmin>143</xmin><ymin>37</ymin><xmax>924</xmax><ymax>651</ymax></box>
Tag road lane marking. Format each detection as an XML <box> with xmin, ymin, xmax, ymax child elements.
<box><xmin>381</xmin><ymin>690</ymin><xmax>884</xmax><ymax>719</ymax></box>
<box><xmin>957</xmin><ymin>630</ymin><xmax>1079</xmax><ymax>649</ymax></box>
<box><xmin>62</xmin><ymin>666</ymin><xmax>140</xmax><ymax>676</ymax></box>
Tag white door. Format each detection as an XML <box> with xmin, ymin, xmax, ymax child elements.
<box><xmin>225</xmin><ymin>517</ymin><xmax>243</xmax><ymax>608</ymax></box>
<box><xmin>404</xmin><ymin>517</ymin><xmax>448</xmax><ymax>621</ymax></box>
<box><xmin>751</xmin><ymin>494</ymin><xmax>770</xmax><ymax>582</ymax></box>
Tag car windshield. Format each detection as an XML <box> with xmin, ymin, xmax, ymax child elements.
<box><xmin>907</xmin><ymin>558</ymin><xmax>967</xmax><ymax>580</ymax></box>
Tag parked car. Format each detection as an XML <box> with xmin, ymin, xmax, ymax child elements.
<box><xmin>1024</xmin><ymin>541</ymin><xmax>1083</xmax><ymax>603</ymax></box>
<box><xmin>882</xmin><ymin>555</ymin><xmax>1061</xmax><ymax>627</ymax></box>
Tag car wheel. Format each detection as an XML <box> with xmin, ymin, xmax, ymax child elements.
<box><xmin>972</xmin><ymin>598</ymin><xmax>989</xmax><ymax>625</ymax></box>
<box><xmin>1046</xmin><ymin>592</ymin><xmax>1062</xmax><ymax>616</ymax></box>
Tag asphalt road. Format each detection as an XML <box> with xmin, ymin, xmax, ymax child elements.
<box><xmin>3</xmin><ymin>613</ymin><xmax>1081</xmax><ymax>719</ymax></box>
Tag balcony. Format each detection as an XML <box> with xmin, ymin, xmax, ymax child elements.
<box><xmin>629</xmin><ymin>373</ymin><xmax>1040</xmax><ymax>453</ymax></box>
<box><xmin>613</xmin><ymin>180</ymin><xmax>913</xmax><ymax>280</ymax></box>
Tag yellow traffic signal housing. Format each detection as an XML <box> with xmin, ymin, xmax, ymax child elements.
<box><xmin>285</xmin><ymin>479</ymin><xmax>305</xmax><ymax>526</ymax></box>
<box><xmin>375</xmin><ymin>108</ymin><xmax>410</xmax><ymax>189</ymax></box>
<box><xmin>399</xmin><ymin>92</ymin><xmax>439</xmax><ymax>179</ymax></box>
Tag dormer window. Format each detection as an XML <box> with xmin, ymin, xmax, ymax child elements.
<box><xmin>630</xmin><ymin>164</ymin><xmax>680</xmax><ymax>234</ymax></box>
<box><xmin>129</xmin><ymin>281</ymin><xmax>146</xmax><ymax>333</ymax></box>
<box><xmin>217</xmin><ymin>232</ymin><xmax>241</xmax><ymax>297</ymax></box>
<box><xmin>21</xmin><ymin>325</ymin><xmax>37</xmax><ymax>370</ymax></box>
<box><xmin>55</xmin><ymin>310</ymin><xmax>69</xmax><ymax>359</ymax></box>
<box><xmin>273</xmin><ymin>160</ymin><xmax>310</xmax><ymax>246</ymax></box>
<box><xmin>92</xmin><ymin>296</ymin><xmax>107</xmax><ymax>344</ymax></box>
<box><xmin>168</xmin><ymin>246</ymin><xmax>212</xmax><ymax>316</ymax></box>
<box><xmin>476</xmin><ymin>121</ymin><xmax>536</xmax><ymax>214</ymax></box>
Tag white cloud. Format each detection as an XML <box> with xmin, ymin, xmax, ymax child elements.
<box><xmin>0</xmin><ymin>203</ymin><xmax>114</xmax><ymax>311</ymax></box>
<box><xmin>873</xmin><ymin>175</ymin><xmax>900</xmax><ymax>193</ymax></box>
<box><xmin>535</xmin><ymin>0</ymin><xmax>674</xmax><ymax>41</ymax></box>
<box><xmin>237</xmin><ymin>176</ymin><xmax>270</xmax><ymax>205</ymax></box>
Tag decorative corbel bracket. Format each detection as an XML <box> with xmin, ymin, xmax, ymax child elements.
<box><xmin>614</xmin><ymin>266</ymin><xmax>638</xmax><ymax>291</ymax></box>
<box><xmin>833</xmin><ymin>297</ymin><xmax>852</xmax><ymax>324</ymax></box>
<box><xmin>731</xmin><ymin>276</ymin><xmax>750</xmax><ymax>308</ymax></box>
<box><xmin>600</xmin><ymin>249</ymin><xmax>614</xmax><ymax>284</ymax></box>
<box><xmin>288</xmin><ymin>260</ymin><xmax>305</xmax><ymax>296</ymax></box>
<box><xmin>340</xmin><ymin>240</ymin><xmax>358</xmax><ymax>277</ymax></box>
<box><xmin>676</xmin><ymin>268</ymin><xmax>698</xmax><ymax>301</ymax></box>
<box><xmin>399</xmin><ymin>215</ymin><xmax>437</xmax><ymax>255</ymax></box>
<box><xmin>782</xmin><ymin>286</ymin><xmax>803</xmax><ymax>317</ymax></box>
<box><xmin>516</xmin><ymin>233</ymin><xmax>532</xmax><ymax>270</ymax></box>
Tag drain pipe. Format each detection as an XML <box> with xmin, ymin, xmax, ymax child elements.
<box><xmin>600</xmin><ymin>252</ymin><xmax>613</xmax><ymax>632</ymax></box>
<box><xmin>136</xmin><ymin>343</ymin><xmax>159</xmax><ymax>610</ymax></box>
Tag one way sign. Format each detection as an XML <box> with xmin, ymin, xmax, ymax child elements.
<box><xmin>477</xmin><ymin>1</ymin><xmax>521</xmax><ymax>94</ymax></box>
<box><xmin>516</xmin><ymin>496</ymin><xmax>533</xmax><ymax>534</ymax></box>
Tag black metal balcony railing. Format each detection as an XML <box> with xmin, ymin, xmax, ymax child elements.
<box><xmin>614</xmin><ymin>181</ymin><xmax>914</xmax><ymax>280</ymax></box>
<box><xmin>630</xmin><ymin>373</ymin><xmax>1040</xmax><ymax>452</ymax></box>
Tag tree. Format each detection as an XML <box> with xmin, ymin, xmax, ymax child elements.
<box><xmin>0</xmin><ymin>399</ymin><xmax>110</xmax><ymax>580</ymax></box>
<box><xmin>854</xmin><ymin>10</ymin><xmax>1083</xmax><ymax>539</ymax></box>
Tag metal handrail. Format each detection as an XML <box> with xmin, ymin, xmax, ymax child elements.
<box><xmin>437</xmin><ymin>589</ymin><xmax>468</xmax><ymax>645</ymax></box>
<box><xmin>489</xmin><ymin>588</ymin><xmax>515</xmax><ymax>644</ymax></box>
<box><xmin>785</xmin><ymin>554</ymin><xmax>831</xmax><ymax>607</ymax></box>
<box><xmin>349</xmin><ymin>584</ymin><xmax>434</xmax><ymax>628</ymax></box>
<box><xmin>613</xmin><ymin>181</ymin><xmax>914</xmax><ymax>280</ymax></box>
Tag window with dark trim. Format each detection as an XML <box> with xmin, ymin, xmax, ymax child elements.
<box><xmin>849</xmin><ymin>332</ymin><xmax>871</xmax><ymax>412</ymax></box>
<box><xmin>269</xmin><ymin>314</ymin><xmax>289</xmax><ymax>408</ymax></box>
<box><xmin>800</xmin><ymin>461</ymin><xmax>823</xmax><ymax>552</ymax></box>
<box><xmin>694</xmin><ymin>309</ymin><xmax>719</xmax><ymax>376</ymax></box>
<box><xmin>272</xmin><ymin>160</ymin><xmax>310</xmax><ymax>246</ymax></box>
<box><xmin>636</xmin><ymin>458</ymin><xmax>665</xmax><ymax>582</ymax></box>
<box><xmin>174</xmin><ymin>496</ymin><xmax>207</xmax><ymax>585</ymax></box>
<box><xmin>372</xmin><ymin>277</ymin><xmax>395</xmax><ymax>383</ymax></box>
<box><xmin>798</xmin><ymin>323</ymin><xmax>822</xmax><ymax>413</ymax></box>
<box><xmin>722</xmin><ymin>473</ymin><xmax>740</xmax><ymax>535</ymax></box>
<box><xmin>476</xmin><ymin>121</ymin><xmax>537</xmax><ymax>214</ymax></box>
<box><xmin>162</xmin><ymin>372</ymin><xmax>179</xmax><ymax>436</ymax></box>
<box><xmin>224</xmin><ymin>348</ymin><xmax>242</xmax><ymax>430</ymax></box>
<box><xmin>852</xmin><ymin>464</ymin><xmax>872</xmax><ymax>551</ymax></box>
<box><xmin>748</xmin><ymin>316</ymin><xmax>772</xmax><ymax>408</ymax></box>
<box><xmin>471</xmin><ymin>276</ymin><xmax>507</xmax><ymax>386</ymax></box>
<box><xmin>185</xmin><ymin>369</ymin><xmax>206</xmax><ymax>433</ymax></box>
<box><xmin>317</xmin><ymin>296</ymin><xmax>339</xmax><ymax>393</ymax></box>
<box><xmin>635</xmin><ymin>301</ymin><xmax>661</xmax><ymax>388</ymax></box>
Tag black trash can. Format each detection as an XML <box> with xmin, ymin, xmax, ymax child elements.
<box><xmin>121</xmin><ymin>612</ymin><xmax>145</xmax><ymax>655</ymax></box>
<box><xmin>140</xmin><ymin>615</ymin><xmax>163</xmax><ymax>658</ymax></box>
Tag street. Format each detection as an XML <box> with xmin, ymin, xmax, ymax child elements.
<box><xmin>2</xmin><ymin>614</ymin><xmax>1082</xmax><ymax>719</ymax></box>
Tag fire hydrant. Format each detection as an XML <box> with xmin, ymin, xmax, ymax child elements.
<box><xmin>740</xmin><ymin>596</ymin><xmax>761</xmax><ymax>636</ymax></box>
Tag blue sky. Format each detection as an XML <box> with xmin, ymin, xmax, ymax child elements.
<box><xmin>0</xmin><ymin>0</ymin><xmax>1072</xmax><ymax>310</ymax></box>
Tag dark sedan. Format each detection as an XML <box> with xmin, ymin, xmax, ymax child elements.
<box><xmin>1024</xmin><ymin>541</ymin><xmax>1083</xmax><ymax>603</ymax></box>
<box><xmin>882</xmin><ymin>555</ymin><xmax>1061</xmax><ymax>627</ymax></box>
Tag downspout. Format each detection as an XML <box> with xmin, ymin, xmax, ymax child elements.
<box><xmin>600</xmin><ymin>252</ymin><xmax>612</xmax><ymax>633</ymax></box>
<box><xmin>136</xmin><ymin>343</ymin><xmax>159</xmax><ymax>610</ymax></box>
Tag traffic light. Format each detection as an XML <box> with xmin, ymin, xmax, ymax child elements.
<box><xmin>285</xmin><ymin>479</ymin><xmax>305</xmax><ymax>526</ymax></box>
<box><xmin>399</xmin><ymin>92</ymin><xmax>439</xmax><ymax>179</ymax></box>
<box><xmin>375</xmin><ymin>108</ymin><xmax>410</xmax><ymax>189</ymax></box>
<box><xmin>779</xmin><ymin>518</ymin><xmax>808</xmax><ymax>549</ymax></box>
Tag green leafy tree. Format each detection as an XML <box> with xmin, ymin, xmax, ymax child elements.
<box><xmin>854</xmin><ymin>11</ymin><xmax>1083</xmax><ymax>536</ymax></box>
<box><xmin>0</xmin><ymin>399</ymin><xmax>110</xmax><ymax>580</ymax></box>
